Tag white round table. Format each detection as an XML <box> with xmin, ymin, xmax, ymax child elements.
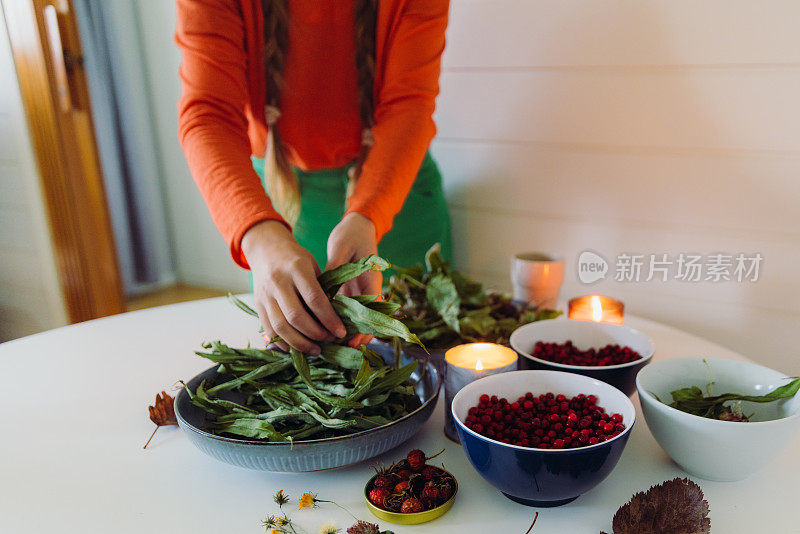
<box><xmin>1</xmin><ymin>297</ymin><xmax>796</xmax><ymax>533</ymax></box>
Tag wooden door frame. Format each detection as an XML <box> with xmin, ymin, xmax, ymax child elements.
<box><xmin>2</xmin><ymin>0</ymin><xmax>125</xmax><ymax>322</ymax></box>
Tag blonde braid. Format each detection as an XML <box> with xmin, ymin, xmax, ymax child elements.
<box><xmin>348</xmin><ymin>0</ymin><xmax>378</xmax><ymax>199</ymax></box>
<box><xmin>261</xmin><ymin>0</ymin><xmax>300</xmax><ymax>224</ymax></box>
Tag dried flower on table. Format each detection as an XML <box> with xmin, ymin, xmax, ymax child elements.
<box><xmin>318</xmin><ymin>521</ymin><xmax>340</xmax><ymax>534</ymax></box>
<box><xmin>274</xmin><ymin>489</ymin><xmax>290</xmax><ymax>507</ymax></box>
<box><xmin>346</xmin><ymin>521</ymin><xmax>381</xmax><ymax>534</ymax></box>
<box><xmin>143</xmin><ymin>390</ymin><xmax>178</xmax><ymax>449</ymax></box>
<box><xmin>298</xmin><ymin>492</ymin><xmax>318</xmax><ymax>510</ymax></box>
<box><xmin>600</xmin><ymin>478</ymin><xmax>710</xmax><ymax>534</ymax></box>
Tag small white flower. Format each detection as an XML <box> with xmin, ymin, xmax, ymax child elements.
<box><xmin>318</xmin><ymin>521</ymin><xmax>340</xmax><ymax>534</ymax></box>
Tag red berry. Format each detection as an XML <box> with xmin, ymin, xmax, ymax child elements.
<box><xmin>407</xmin><ymin>449</ymin><xmax>428</xmax><ymax>471</ymax></box>
<box><xmin>400</xmin><ymin>498</ymin><xmax>424</xmax><ymax>514</ymax></box>
<box><xmin>588</xmin><ymin>437</ymin><xmax>599</xmax><ymax>445</ymax></box>
<box><xmin>603</xmin><ymin>423</ymin><xmax>614</xmax><ymax>433</ymax></box>
<box><xmin>373</xmin><ymin>476</ymin><xmax>392</xmax><ymax>488</ymax></box>
<box><xmin>421</xmin><ymin>466</ymin><xmax>439</xmax><ymax>480</ymax></box>
<box><xmin>421</xmin><ymin>483</ymin><xmax>442</xmax><ymax>506</ymax></box>
<box><xmin>611</xmin><ymin>413</ymin><xmax>623</xmax><ymax>423</ymax></box>
<box><xmin>479</xmin><ymin>394</ymin><xmax>490</xmax><ymax>403</ymax></box>
<box><xmin>369</xmin><ymin>488</ymin><xmax>390</xmax><ymax>508</ymax></box>
<box><xmin>394</xmin><ymin>480</ymin><xmax>410</xmax><ymax>493</ymax></box>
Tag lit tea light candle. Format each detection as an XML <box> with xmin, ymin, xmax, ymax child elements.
<box><xmin>443</xmin><ymin>343</ymin><xmax>518</xmax><ymax>442</ymax></box>
<box><xmin>568</xmin><ymin>295</ymin><xmax>624</xmax><ymax>325</ymax></box>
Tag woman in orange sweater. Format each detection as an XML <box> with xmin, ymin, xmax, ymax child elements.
<box><xmin>176</xmin><ymin>0</ymin><xmax>452</xmax><ymax>354</ymax></box>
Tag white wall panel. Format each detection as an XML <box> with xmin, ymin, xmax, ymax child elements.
<box><xmin>432</xmin><ymin>140</ymin><xmax>800</xmax><ymax>237</ymax></box>
<box><xmin>435</xmin><ymin>69</ymin><xmax>800</xmax><ymax>153</ymax></box>
<box><xmin>444</xmin><ymin>0</ymin><xmax>800</xmax><ymax>68</ymax></box>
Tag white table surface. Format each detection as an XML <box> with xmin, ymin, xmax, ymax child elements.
<box><xmin>1</xmin><ymin>297</ymin><xmax>797</xmax><ymax>533</ymax></box>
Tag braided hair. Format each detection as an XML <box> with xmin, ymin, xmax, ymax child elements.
<box><xmin>261</xmin><ymin>0</ymin><xmax>378</xmax><ymax>225</ymax></box>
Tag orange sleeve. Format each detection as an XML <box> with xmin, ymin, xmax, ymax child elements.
<box><xmin>176</xmin><ymin>0</ymin><xmax>285</xmax><ymax>269</ymax></box>
<box><xmin>345</xmin><ymin>0</ymin><xmax>449</xmax><ymax>240</ymax></box>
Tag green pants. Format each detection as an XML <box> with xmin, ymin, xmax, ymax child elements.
<box><xmin>252</xmin><ymin>152</ymin><xmax>453</xmax><ymax>272</ymax></box>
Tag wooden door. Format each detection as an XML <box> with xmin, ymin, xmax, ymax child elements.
<box><xmin>1</xmin><ymin>0</ymin><xmax>125</xmax><ymax>321</ymax></box>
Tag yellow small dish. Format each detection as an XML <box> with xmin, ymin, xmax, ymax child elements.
<box><xmin>363</xmin><ymin>470</ymin><xmax>458</xmax><ymax>525</ymax></box>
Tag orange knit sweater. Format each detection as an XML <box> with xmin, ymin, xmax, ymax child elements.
<box><xmin>176</xmin><ymin>0</ymin><xmax>449</xmax><ymax>268</ymax></box>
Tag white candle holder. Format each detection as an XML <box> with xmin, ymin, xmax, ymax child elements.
<box><xmin>443</xmin><ymin>343</ymin><xmax>518</xmax><ymax>442</ymax></box>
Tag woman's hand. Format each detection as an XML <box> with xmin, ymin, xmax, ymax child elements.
<box><xmin>326</xmin><ymin>212</ymin><xmax>381</xmax><ymax>347</ymax></box>
<box><xmin>243</xmin><ymin>220</ymin><xmax>347</xmax><ymax>355</ymax></box>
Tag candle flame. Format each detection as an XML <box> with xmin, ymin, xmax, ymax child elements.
<box><xmin>591</xmin><ymin>296</ymin><xmax>603</xmax><ymax>322</ymax></box>
<box><xmin>475</xmin><ymin>359</ymin><xmax>483</xmax><ymax>371</ymax></box>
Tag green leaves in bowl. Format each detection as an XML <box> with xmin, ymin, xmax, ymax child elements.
<box><xmin>384</xmin><ymin>244</ymin><xmax>561</xmax><ymax>350</ymax></box>
<box><xmin>655</xmin><ymin>362</ymin><xmax>800</xmax><ymax>422</ymax></box>
<box><xmin>186</xmin><ymin>255</ymin><xmax>425</xmax><ymax>442</ymax></box>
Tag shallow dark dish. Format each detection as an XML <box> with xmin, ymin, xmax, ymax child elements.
<box><xmin>175</xmin><ymin>353</ymin><xmax>440</xmax><ymax>472</ymax></box>
<box><xmin>452</xmin><ymin>370</ymin><xmax>635</xmax><ymax>507</ymax></box>
<box><xmin>509</xmin><ymin>319</ymin><xmax>655</xmax><ymax>396</ymax></box>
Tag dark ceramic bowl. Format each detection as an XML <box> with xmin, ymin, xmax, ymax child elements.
<box><xmin>509</xmin><ymin>319</ymin><xmax>654</xmax><ymax>396</ymax></box>
<box><xmin>175</xmin><ymin>353</ymin><xmax>440</xmax><ymax>472</ymax></box>
<box><xmin>452</xmin><ymin>370</ymin><xmax>635</xmax><ymax>507</ymax></box>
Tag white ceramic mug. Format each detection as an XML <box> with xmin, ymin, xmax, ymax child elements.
<box><xmin>510</xmin><ymin>252</ymin><xmax>565</xmax><ymax>308</ymax></box>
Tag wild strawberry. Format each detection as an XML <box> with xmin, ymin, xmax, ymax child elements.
<box><xmin>439</xmin><ymin>480</ymin><xmax>454</xmax><ymax>500</ymax></box>
<box><xmin>373</xmin><ymin>475</ymin><xmax>393</xmax><ymax>488</ymax></box>
<box><xmin>368</xmin><ymin>487</ymin><xmax>390</xmax><ymax>508</ymax></box>
<box><xmin>406</xmin><ymin>449</ymin><xmax>426</xmax><ymax>471</ymax></box>
<box><xmin>421</xmin><ymin>465</ymin><xmax>440</xmax><ymax>481</ymax></box>
<box><xmin>406</xmin><ymin>448</ymin><xmax>444</xmax><ymax>472</ymax></box>
<box><xmin>421</xmin><ymin>482</ymin><xmax>441</xmax><ymax>505</ymax></box>
<box><xmin>394</xmin><ymin>480</ymin><xmax>410</xmax><ymax>493</ymax></box>
<box><xmin>400</xmin><ymin>497</ymin><xmax>424</xmax><ymax>514</ymax></box>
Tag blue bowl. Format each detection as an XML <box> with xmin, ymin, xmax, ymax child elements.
<box><xmin>452</xmin><ymin>370</ymin><xmax>635</xmax><ymax>507</ymax></box>
<box><xmin>510</xmin><ymin>320</ymin><xmax>655</xmax><ymax>396</ymax></box>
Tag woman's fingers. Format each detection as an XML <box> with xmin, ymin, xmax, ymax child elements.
<box><xmin>293</xmin><ymin>269</ymin><xmax>347</xmax><ymax>338</ymax></box>
<box><xmin>265</xmin><ymin>299</ymin><xmax>321</xmax><ymax>355</ymax></box>
<box><xmin>273</xmin><ymin>286</ymin><xmax>330</xmax><ymax>342</ymax></box>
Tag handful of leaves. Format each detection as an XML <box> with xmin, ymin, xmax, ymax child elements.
<box><xmin>187</xmin><ymin>255</ymin><xmax>427</xmax><ymax>442</ymax></box>
<box><xmin>384</xmin><ymin>244</ymin><xmax>561</xmax><ymax>350</ymax></box>
<box><xmin>658</xmin><ymin>364</ymin><xmax>800</xmax><ymax>422</ymax></box>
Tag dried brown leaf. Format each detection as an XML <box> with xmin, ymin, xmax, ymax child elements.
<box><xmin>606</xmin><ymin>478</ymin><xmax>710</xmax><ymax>534</ymax></box>
<box><xmin>143</xmin><ymin>390</ymin><xmax>178</xmax><ymax>449</ymax></box>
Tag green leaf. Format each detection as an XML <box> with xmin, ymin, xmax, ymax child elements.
<box><xmin>206</xmin><ymin>360</ymin><xmax>292</xmax><ymax>394</ymax></box>
<box><xmin>226</xmin><ymin>293</ymin><xmax>258</xmax><ymax>317</ymax></box>
<box><xmin>317</xmin><ymin>255</ymin><xmax>390</xmax><ymax>297</ymax></box>
<box><xmin>426</xmin><ymin>273</ymin><xmax>461</xmax><ymax>333</ymax></box>
<box><xmin>214</xmin><ymin>418</ymin><xmax>288</xmax><ymax>441</ymax></box>
<box><xmin>317</xmin><ymin>343</ymin><xmax>364</xmax><ymax>370</ymax></box>
<box><xmin>765</xmin><ymin>377</ymin><xmax>800</xmax><ymax>399</ymax></box>
<box><xmin>424</xmin><ymin>243</ymin><xmax>447</xmax><ymax>274</ymax></box>
<box><xmin>670</xmin><ymin>386</ymin><xmax>705</xmax><ymax>403</ymax></box>
<box><xmin>451</xmin><ymin>270</ymin><xmax>486</xmax><ymax>306</ymax></box>
<box><xmin>289</xmin><ymin>348</ymin><xmax>364</xmax><ymax>409</ymax></box>
<box><xmin>331</xmin><ymin>294</ymin><xmax>425</xmax><ymax>349</ymax></box>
